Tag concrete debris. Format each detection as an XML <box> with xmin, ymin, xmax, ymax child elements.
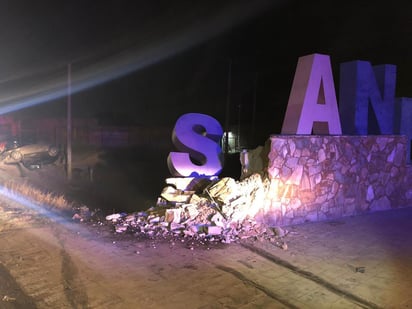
<box><xmin>72</xmin><ymin>213</ymin><xmax>83</xmax><ymax>221</ymax></box>
<box><xmin>103</xmin><ymin>173</ymin><xmax>289</xmax><ymax>248</ymax></box>
<box><xmin>105</xmin><ymin>213</ymin><xmax>127</xmax><ymax>222</ymax></box>
<box><xmin>355</xmin><ymin>266</ymin><xmax>365</xmax><ymax>273</ymax></box>
<box><xmin>347</xmin><ymin>264</ymin><xmax>366</xmax><ymax>273</ymax></box>
<box><xmin>207</xmin><ymin>226</ymin><xmax>222</xmax><ymax>235</ymax></box>
<box><xmin>72</xmin><ymin>205</ymin><xmax>92</xmax><ymax>222</ymax></box>
<box><xmin>115</xmin><ymin>225</ymin><xmax>128</xmax><ymax>233</ymax></box>
<box><xmin>2</xmin><ymin>295</ymin><xmax>16</xmax><ymax>302</ymax></box>
<box><xmin>207</xmin><ymin>177</ymin><xmax>238</xmax><ymax>205</ymax></box>
<box><xmin>165</xmin><ymin>209</ymin><xmax>182</xmax><ymax>223</ymax></box>
<box><xmin>273</xmin><ymin>226</ymin><xmax>288</xmax><ymax>237</ymax></box>
<box><xmin>165</xmin><ymin>176</ymin><xmax>215</xmax><ymax>191</ymax></box>
<box><xmin>160</xmin><ymin>186</ymin><xmax>194</xmax><ymax>204</ymax></box>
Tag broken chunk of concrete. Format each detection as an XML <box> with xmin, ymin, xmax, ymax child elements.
<box><xmin>165</xmin><ymin>177</ymin><xmax>196</xmax><ymax>191</ymax></box>
<box><xmin>273</xmin><ymin>226</ymin><xmax>287</xmax><ymax>237</ymax></box>
<box><xmin>165</xmin><ymin>208</ymin><xmax>182</xmax><ymax>223</ymax></box>
<box><xmin>207</xmin><ymin>177</ymin><xmax>240</xmax><ymax>204</ymax></box>
<box><xmin>165</xmin><ymin>176</ymin><xmax>215</xmax><ymax>192</ymax></box>
<box><xmin>182</xmin><ymin>204</ymin><xmax>199</xmax><ymax>220</ymax></box>
<box><xmin>170</xmin><ymin>222</ymin><xmax>185</xmax><ymax>231</ymax></box>
<box><xmin>106</xmin><ymin>213</ymin><xmax>125</xmax><ymax>222</ymax></box>
<box><xmin>207</xmin><ymin>226</ymin><xmax>223</xmax><ymax>235</ymax></box>
<box><xmin>160</xmin><ymin>186</ymin><xmax>194</xmax><ymax>203</ymax></box>
<box><xmin>211</xmin><ymin>213</ymin><xmax>226</xmax><ymax>228</ymax></box>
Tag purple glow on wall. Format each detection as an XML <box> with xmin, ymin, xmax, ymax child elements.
<box><xmin>167</xmin><ymin>113</ymin><xmax>223</xmax><ymax>177</ymax></box>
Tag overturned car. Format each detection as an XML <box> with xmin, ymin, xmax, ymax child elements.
<box><xmin>0</xmin><ymin>139</ymin><xmax>60</xmax><ymax>170</ymax></box>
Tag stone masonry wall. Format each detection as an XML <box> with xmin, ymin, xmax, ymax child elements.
<box><xmin>263</xmin><ymin>135</ymin><xmax>411</xmax><ymax>226</ymax></box>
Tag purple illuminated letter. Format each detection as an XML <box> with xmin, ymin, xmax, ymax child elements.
<box><xmin>339</xmin><ymin>61</ymin><xmax>396</xmax><ymax>135</ymax></box>
<box><xmin>281</xmin><ymin>53</ymin><xmax>342</xmax><ymax>135</ymax></box>
<box><xmin>167</xmin><ymin>113</ymin><xmax>223</xmax><ymax>177</ymax></box>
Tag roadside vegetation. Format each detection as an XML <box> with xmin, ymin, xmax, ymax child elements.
<box><xmin>3</xmin><ymin>180</ymin><xmax>73</xmax><ymax>211</ymax></box>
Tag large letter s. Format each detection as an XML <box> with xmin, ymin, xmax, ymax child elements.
<box><xmin>167</xmin><ymin>113</ymin><xmax>223</xmax><ymax>177</ymax></box>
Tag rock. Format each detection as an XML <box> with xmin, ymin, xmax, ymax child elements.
<box><xmin>370</xmin><ymin>196</ymin><xmax>391</xmax><ymax>211</ymax></box>
<box><xmin>273</xmin><ymin>226</ymin><xmax>286</xmax><ymax>237</ymax></box>
<box><xmin>207</xmin><ymin>226</ymin><xmax>222</xmax><ymax>235</ymax></box>
<box><xmin>160</xmin><ymin>186</ymin><xmax>194</xmax><ymax>203</ymax></box>
<box><xmin>165</xmin><ymin>176</ymin><xmax>214</xmax><ymax>192</ymax></box>
<box><xmin>2</xmin><ymin>295</ymin><xmax>16</xmax><ymax>302</ymax></box>
<box><xmin>72</xmin><ymin>213</ymin><xmax>82</xmax><ymax>221</ymax></box>
<box><xmin>405</xmin><ymin>189</ymin><xmax>412</xmax><ymax>199</ymax></box>
<box><xmin>182</xmin><ymin>204</ymin><xmax>199</xmax><ymax>220</ymax></box>
<box><xmin>366</xmin><ymin>185</ymin><xmax>374</xmax><ymax>202</ymax></box>
<box><xmin>211</xmin><ymin>213</ymin><xmax>226</xmax><ymax>228</ymax></box>
<box><xmin>189</xmin><ymin>194</ymin><xmax>202</xmax><ymax>204</ymax></box>
<box><xmin>387</xmin><ymin>149</ymin><xmax>395</xmax><ymax>163</ymax></box>
<box><xmin>207</xmin><ymin>177</ymin><xmax>239</xmax><ymax>204</ymax></box>
<box><xmin>286</xmin><ymin>165</ymin><xmax>303</xmax><ymax>185</ymax></box>
<box><xmin>170</xmin><ymin>222</ymin><xmax>185</xmax><ymax>231</ymax></box>
<box><xmin>165</xmin><ymin>177</ymin><xmax>196</xmax><ymax>190</ymax></box>
<box><xmin>149</xmin><ymin>216</ymin><xmax>161</xmax><ymax>223</ymax></box>
<box><xmin>318</xmin><ymin>148</ymin><xmax>326</xmax><ymax>162</ymax></box>
<box><xmin>106</xmin><ymin>213</ymin><xmax>125</xmax><ymax>222</ymax></box>
<box><xmin>165</xmin><ymin>209</ymin><xmax>182</xmax><ymax>223</ymax></box>
<box><xmin>115</xmin><ymin>225</ymin><xmax>128</xmax><ymax>233</ymax></box>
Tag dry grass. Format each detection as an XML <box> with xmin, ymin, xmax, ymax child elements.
<box><xmin>3</xmin><ymin>181</ymin><xmax>73</xmax><ymax>211</ymax></box>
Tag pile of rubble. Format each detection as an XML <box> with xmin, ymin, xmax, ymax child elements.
<box><xmin>103</xmin><ymin>173</ymin><xmax>289</xmax><ymax>248</ymax></box>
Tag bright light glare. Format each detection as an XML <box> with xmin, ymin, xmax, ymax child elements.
<box><xmin>0</xmin><ymin>185</ymin><xmax>75</xmax><ymax>229</ymax></box>
<box><xmin>0</xmin><ymin>1</ymin><xmax>280</xmax><ymax>115</ymax></box>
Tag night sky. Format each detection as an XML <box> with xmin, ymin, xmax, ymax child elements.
<box><xmin>0</xmin><ymin>0</ymin><xmax>411</xmax><ymax>147</ymax></box>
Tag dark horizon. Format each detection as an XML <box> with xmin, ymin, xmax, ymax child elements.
<box><xmin>1</xmin><ymin>1</ymin><xmax>411</xmax><ymax>148</ymax></box>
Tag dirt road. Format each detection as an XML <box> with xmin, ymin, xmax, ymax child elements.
<box><xmin>0</xmin><ymin>159</ymin><xmax>397</xmax><ymax>308</ymax></box>
<box><xmin>0</xmin><ymin>186</ymin><xmax>386</xmax><ymax>309</ymax></box>
<box><xmin>0</xmin><ymin>191</ymin><xmax>289</xmax><ymax>309</ymax></box>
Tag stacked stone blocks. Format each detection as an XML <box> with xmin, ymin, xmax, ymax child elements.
<box><xmin>264</xmin><ymin>135</ymin><xmax>409</xmax><ymax>226</ymax></box>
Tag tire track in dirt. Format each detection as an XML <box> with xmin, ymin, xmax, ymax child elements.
<box><xmin>0</xmin><ymin>262</ymin><xmax>37</xmax><ymax>309</ymax></box>
<box><xmin>0</xmin><ymin>224</ymin><xmax>124</xmax><ymax>308</ymax></box>
<box><xmin>0</xmin><ymin>190</ymin><xmax>131</xmax><ymax>308</ymax></box>
<box><xmin>240</xmin><ymin>242</ymin><xmax>382</xmax><ymax>309</ymax></box>
<box><xmin>58</xmin><ymin>240</ymin><xmax>90</xmax><ymax>308</ymax></box>
<box><xmin>1</xmin><ymin>228</ymin><xmax>124</xmax><ymax>307</ymax></box>
<box><xmin>200</xmin><ymin>242</ymin><xmax>378</xmax><ymax>308</ymax></box>
<box><xmin>53</xmin><ymin>226</ymin><xmax>90</xmax><ymax>308</ymax></box>
<box><xmin>0</xmin><ymin>193</ymin><xmax>72</xmax><ymax>308</ymax></box>
<box><xmin>0</xmin><ymin>229</ymin><xmax>71</xmax><ymax>308</ymax></box>
<box><xmin>216</xmin><ymin>264</ymin><xmax>300</xmax><ymax>309</ymax></box>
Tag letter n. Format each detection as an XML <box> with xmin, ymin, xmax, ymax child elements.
<box><xmin>281</xmin><ymin>53</ymin><xmax>342</xmax><ymax>135</ymax></box>
<box><xmin>339</xmin><ymin>61</ymin><xmax>396</xmax><ymax>135</ymax></box>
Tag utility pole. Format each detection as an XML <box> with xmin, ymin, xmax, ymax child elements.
<box><xmin>251</xmin><ymin>72</ymin><xmax>258</xmax><ymax>146</ymax></box>
<box><xmin>224</xmin><ymin>58</ymin><xmax>232</xmax><ymax>154</ymax></box>
<box><xmin>67</xmin><ymin>63</ymin><xmax>72</xmax><ymax>181</ymax></box>
<box><xmin>237</xmin><ymin>104</ymin><xmax>241</xmax><ymax>151</ymax></box>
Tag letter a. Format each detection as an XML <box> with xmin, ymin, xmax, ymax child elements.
<box><xmin>281</xmin><ymin>53</ymin><xmax>342</xmax><ymax>135</ymax></box>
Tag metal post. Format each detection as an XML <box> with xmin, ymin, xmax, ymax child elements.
<box><xmin>237</xmin><ymin>104</ymin><xmax>241</xmax><ymax>150</ymax></box>
<box><xmin>251</xmin><ymin>72</ymin><xmax>258</xmax><ymax>145</ymax></box>
<box><xmin>67</xmin><ymin>63</ymin><xmax>72</xmax><ymax>181</ymax></box>
<box><xmin>224</xmin><ymin>59</ymin><xmax>232</xmax><ymax>154</ymax></box>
